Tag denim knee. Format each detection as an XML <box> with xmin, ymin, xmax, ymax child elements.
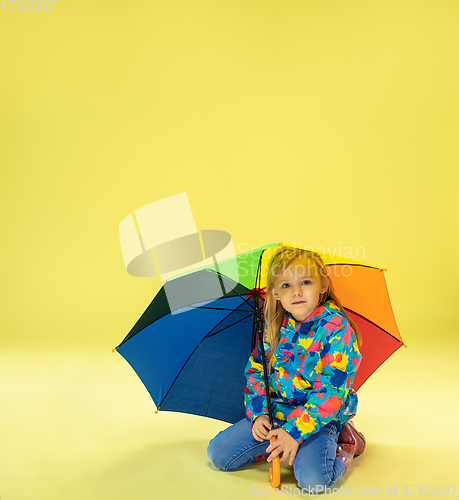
<box><xmin>207</xmin><ymin>437</ymin><xmax>232</xmax><ymax>472</ymax></box>
<box><xmin>295</xmin><ymin>468</ymin><xmax>337</xmax><ymax>494</ymax></box>
<box><xmin>207</xmin><ymin>437</ymin><xmax>223</xmax><ymax>470</ymax></box>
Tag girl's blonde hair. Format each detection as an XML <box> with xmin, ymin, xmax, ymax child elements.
<box><xmin>263</xmin><ymin>246</ymin><xmax>363</xmax><ymax>373</ymax></box>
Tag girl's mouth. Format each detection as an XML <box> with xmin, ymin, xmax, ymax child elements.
<box><xmin>292</xmin><ymin>301</ymin><xmax>305</xmax><ymax>305</ymax></box>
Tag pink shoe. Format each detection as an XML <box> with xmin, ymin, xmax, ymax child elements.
<box><xmin>335</xmin><ymin>442</ymin><xmax>356</xmax><ymax>474</ymax></box>
<box><xmin>338</xmin><ymin>420</ymin><xmax>366</xmax><ymax>457</ymax></box>
<box><xmin>254</xmin><ymin>453</ymin><xmax>269</xmax><ymax>462</ymax></box>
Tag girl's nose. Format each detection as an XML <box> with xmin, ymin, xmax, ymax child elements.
<box><xmin>292</xmin><ymin>285</ymin><xmax>302</xmax><ymax>296</ymax></box>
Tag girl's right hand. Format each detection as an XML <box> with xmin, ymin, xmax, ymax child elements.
<box><xmin>252</xmin><ymin>414</ymin><xmax>278</xmax><ymax>441</ymax></box>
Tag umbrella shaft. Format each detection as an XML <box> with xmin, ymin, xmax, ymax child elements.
<box><xmin>254</xmin><ymin>294</ymin><xmax>275</xmax><ymax>428</ymax></box>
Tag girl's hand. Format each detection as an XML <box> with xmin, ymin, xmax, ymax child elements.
<box><xmin>265</xmin><ymin>427</ymin><xmax>299</xmax><ymax>466</ymax></box>
<box><xmin>252</xmin><ymin>414</ymin><xmax>279</xmax><ymax>441</ymax></box>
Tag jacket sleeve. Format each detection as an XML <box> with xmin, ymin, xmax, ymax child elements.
<box><xmin>243</xmin><ymin>320</ymin><xmax>271</xmax><ymax>422</ymax></box>
<box><xmin>282</xmin><ymin>317</ymin><xmax>362</xmax><ymax>444</ymax></box>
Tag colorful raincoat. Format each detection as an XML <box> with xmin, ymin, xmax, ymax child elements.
<box><xmin>244</xmin><ymin>299</ymin><xmax>362</xmax><ymax>444</ymax></box>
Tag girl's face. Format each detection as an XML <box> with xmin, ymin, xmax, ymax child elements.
<box><xmin>271</xmin><ymin>256</ymin><xmax>327</xmax><ymax>322</ymax></box>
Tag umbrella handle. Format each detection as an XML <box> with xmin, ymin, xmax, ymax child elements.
<box><xmin>269</xmin><ymin>436</ymin><xmax>281</xmax><ymax>488</ymax></box>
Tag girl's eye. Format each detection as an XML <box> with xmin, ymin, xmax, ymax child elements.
<box><xmin>303</xmin><ymin>280</ymin><xmax>311</xmax><ymax>285</ymax></box>
<box><xmin>282</xmin><ymin>283</ymin><xmax>290</xmax><ymax>288</ymax></box>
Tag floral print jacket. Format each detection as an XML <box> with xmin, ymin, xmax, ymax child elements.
<box><xmin>244</xmin><ymin>300</ymin><xmax>362</xmax><ymax>444</ymax></box>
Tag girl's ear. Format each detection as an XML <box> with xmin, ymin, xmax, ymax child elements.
<box><xmin>272</xmin><ymin>287</ymin><xmax>280</xmax><ymax>300</ymax></box>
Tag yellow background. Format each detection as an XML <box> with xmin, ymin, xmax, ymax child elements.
<box><xmin>1</xmin><ymin>0</ymin><xmax>458</xmax><ymax>498</ymax></box>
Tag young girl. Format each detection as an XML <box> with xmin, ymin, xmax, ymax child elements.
<box><xmin>207</xmin><ymin>246</ymin><xmax>366</xmax><ymax>493</ymax></box>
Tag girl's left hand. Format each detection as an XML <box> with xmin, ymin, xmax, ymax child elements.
<box><xmin>265</xmin><ymin>427</ymin><xmax>299</xmax><ymax>466</ymax></box>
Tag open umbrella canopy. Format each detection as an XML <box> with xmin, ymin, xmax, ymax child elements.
<box><xmin>114</xmin><ymin>242</ymin><xmax>404</xmax><ymax>423</ymax></box>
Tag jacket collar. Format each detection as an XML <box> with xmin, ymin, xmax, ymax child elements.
<box><xmin>284</xmin><ymin>299</ymin><xmax>342</xmax><ymax>328</ymax></box>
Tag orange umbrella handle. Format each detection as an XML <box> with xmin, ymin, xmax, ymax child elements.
<box><xmin>269</xmin><ymin>436</ymin><xmax>281</xmax><ymax>488</ymax></box>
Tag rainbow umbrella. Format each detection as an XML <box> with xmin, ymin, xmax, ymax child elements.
<box><xmin>114</xmin><ymin>241</ymin><xmax>404</xmax><ymax>418</ymax></box>
<box><xmin>114</xmin><ymin>243</ymin><xmax>404</xmax><ymax>486</ymax></box>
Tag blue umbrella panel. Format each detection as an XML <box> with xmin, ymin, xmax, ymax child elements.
<box><xmin>115</xmin><ymin>269</ymin><xmax>261</xmax><ymax>424</ymax></box>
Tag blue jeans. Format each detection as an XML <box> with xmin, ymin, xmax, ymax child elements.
<box><xmin>207</xmin><ymin>417</ymin><xmax>346</xmax><ymax>494</ymax></box>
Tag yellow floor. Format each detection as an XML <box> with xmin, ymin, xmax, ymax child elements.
<box><xmin>1</xmin><ymin>326</ymin><xmax>458</xmax><ymax>499</ymax></box>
